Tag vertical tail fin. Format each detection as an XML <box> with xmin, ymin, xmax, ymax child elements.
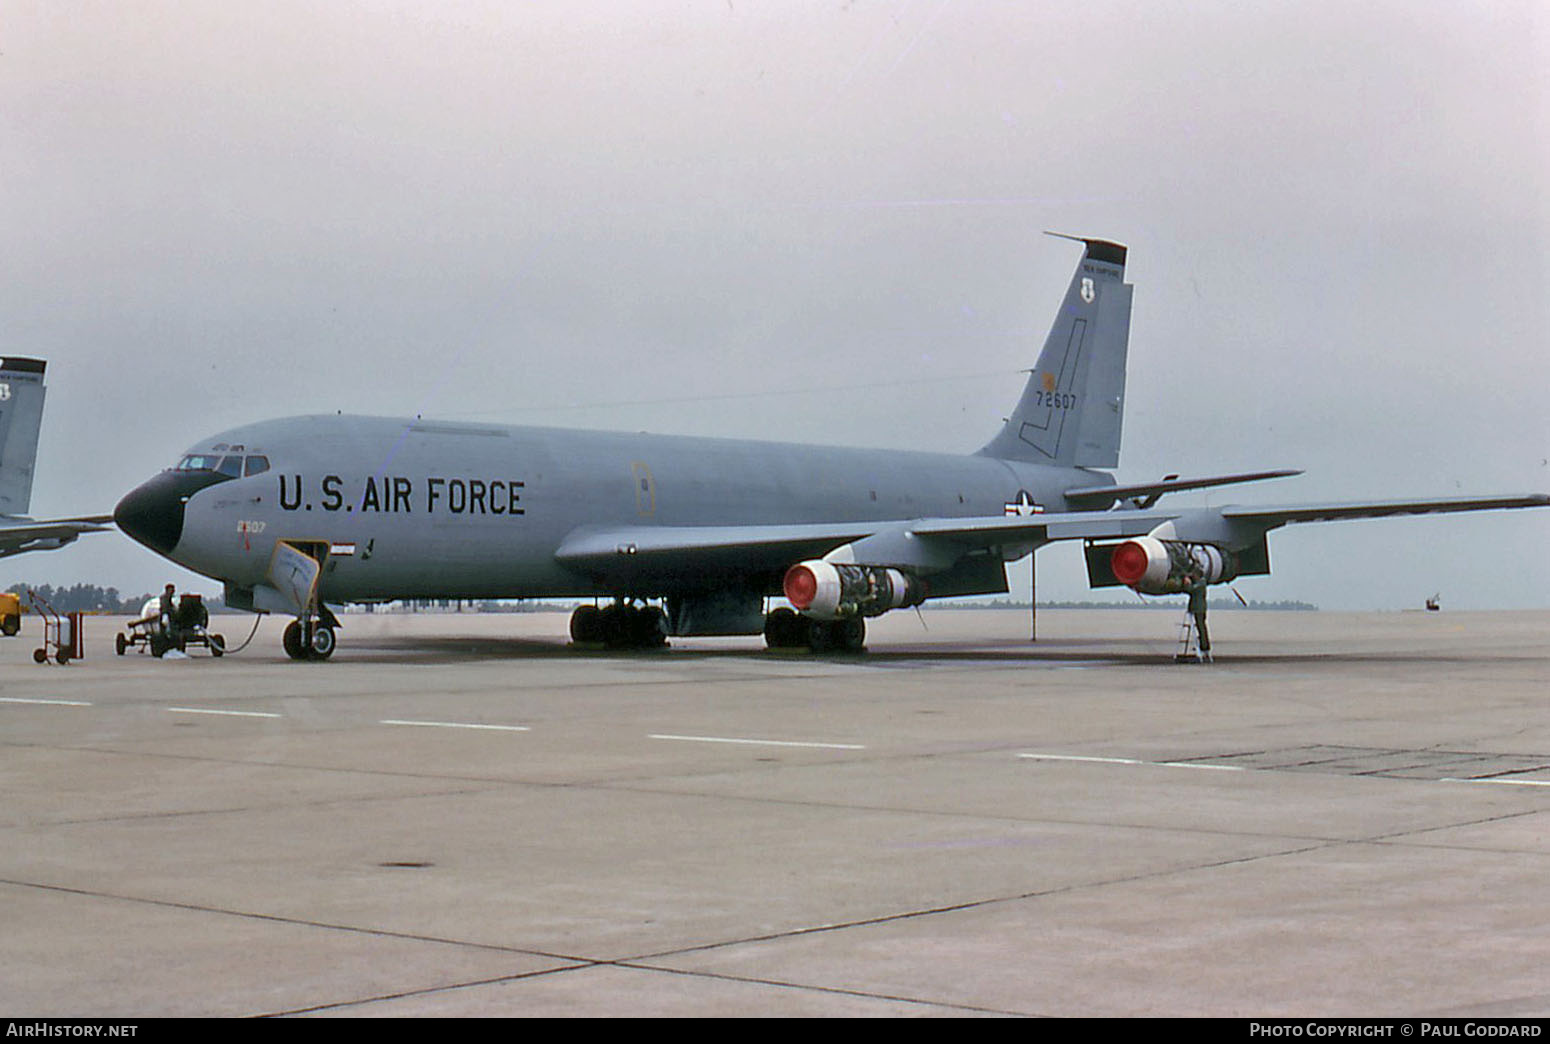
<box><xmin>0</xmin><ymin>357</ymin><xmax>48</xmax><ymax>516</ymax></box>
<box><xmin>978</xmin><ymin>235</ymin><xmax>1132</xmax><ymax>468</ymax></box>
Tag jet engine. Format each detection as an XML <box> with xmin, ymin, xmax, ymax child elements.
<box><xmin>782</xmin><ymin>560</ymin><xmax>926</xmax><ymax>620</ymax></box>
<box><xmin>1109</xmin><ymin>537</ymin><xmax>1238</xmax><ymax>595</ymax></box>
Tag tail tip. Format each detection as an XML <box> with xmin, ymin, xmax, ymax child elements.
<box><xmin>1044</xmin><ymin>231</ymin><xmax>1127</xmax><ymax>267</ymax></box>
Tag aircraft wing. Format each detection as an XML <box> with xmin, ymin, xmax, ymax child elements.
<box><xmin>1219</xmin><ymin>493</ymin><xmax>1550</xmax><ymax>527</ymax></box>
<box><xmin>555</xmin><ymin>492</ymin><xmax>1550</xmax><ymax>590</ymax></box>
<box><xmin>0</xmin><ymin>514</ymin><xmax>114</xmax><ymax>560</ymax></box>
<box><xmin>554</xmin><ymin>508</ymin><xmax>1187</xmax><ymax>587</ymax></box>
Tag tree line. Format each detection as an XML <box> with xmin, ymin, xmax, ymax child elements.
<box><xmin>4</xmin><ymin>583</ymin><xmax>161</xmax><ymax>614</ymax></box>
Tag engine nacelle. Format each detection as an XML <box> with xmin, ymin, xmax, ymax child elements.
<box><xmin>782</xmin><ymin>560</ymin><xmax>926</xmax><ymax>621</ymax></box>
<box><xmin>1109</xmin><ymin>537</ymin><xmax>1238</xmax><ymax>595</ymax></box>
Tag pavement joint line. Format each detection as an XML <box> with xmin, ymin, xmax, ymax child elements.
<box><xmin>1018</xmin><ymin>751</ymin><xmax>1550</xmax><ymax>785</ymax></box>
<box><xmin>0</xmin><ymin>874</ymin><xmax>590</xmax><ymax>962</ymax></box>
<box><xmin>264</xmin><ymin>956</ymin><xmax>1029</xmax><ymax>1018</ymax></box>
<box><xmin>1017</xmin><ymin>752</ymin><xmax>1245</xmax><ymax>771</ymax></box>
<box><xmin>625</xmin><ymin>838</ymin><xmax>1345</xmax><ymax>967</ymax></box>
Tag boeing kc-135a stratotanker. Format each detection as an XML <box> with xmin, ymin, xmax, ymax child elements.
<box><xmin>113</xmin><ymin>236</ymin><xmax>1549</xmax><ymax>660</ymax></box>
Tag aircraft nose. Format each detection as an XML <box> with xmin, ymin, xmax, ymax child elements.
<box><xmin>114</xmin><ymin>471</ymin><xmax>226</xmax><ymax>556</ymax></box>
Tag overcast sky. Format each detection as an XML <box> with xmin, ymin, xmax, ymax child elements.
<box><xmin>3</xmin><ymin>1</ymin><xmax>1546</xmax><ymax>610</ymax></box>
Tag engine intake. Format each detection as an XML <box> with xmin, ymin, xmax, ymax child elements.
<box><xmin>783</xmin><ymin>560</ymin><xmax>926</xmax><ymax>620</ymax></box>
<box><xmin>1109</xmin><ymin>537</ymin><xmax>1238</xmax><ymax>595</ymax></box>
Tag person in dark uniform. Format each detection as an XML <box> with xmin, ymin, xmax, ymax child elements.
<box><xmin>1185</xmin><ymin>569</ymin><xmax>1211</xmax><ymax>663</ymax></box>
<box><xmin>158</xmin><ymin>583</ymin><xmax>178</xmax><ymax>637</ymax></box>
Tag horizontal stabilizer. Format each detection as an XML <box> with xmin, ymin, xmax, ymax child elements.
<box><xmin>0</xmin><ymin>514</ymin><xmax>113</xmax><ymax>560</ymax></box>
<box><xmin>1064</xmin><ymin>469</ymin><xmax>1303</xmax><ymax>509</ymax></box>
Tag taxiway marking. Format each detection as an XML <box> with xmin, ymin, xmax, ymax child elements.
<box><xmin>166</xmin><ymin>707</ymin><xmax>283</xmax><ymax>719</ymax></box>
<box><xmin>650</xmin><ymin>733</ymin><xmax>866</xmax><ymax>750</ymax></box>
<box><xmin>0</xmin><ymin>696</ymin><xmax>92</xmax><ymax>707</ymax></box>
<box><xmin>380</xmin><ymin>719</ymin><xmax>531</xmax><ymax>732</ymax></box>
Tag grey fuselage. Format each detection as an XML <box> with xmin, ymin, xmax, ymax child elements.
<box><xmin>144</xmin><ymin>414</ymin><xmax>1113</xmax><ymax>604</ymax></box>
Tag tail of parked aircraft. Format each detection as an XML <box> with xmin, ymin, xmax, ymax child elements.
<box><xmin>0</xmin><ymin>357</ymin><xmax>48</xmax><ymax>517</ymax></box>
<box><xmin>978</xmin><ymin>235</ymin><xmax>1132</xmax><ymax>469</ymax></box>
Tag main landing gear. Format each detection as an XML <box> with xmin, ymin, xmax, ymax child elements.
<box><xmin>568</xmin><ymin>601</ymin><xmax>668</xmax><ymax>650</ymax></box>
<box><xmin>763</xmin><ymin>607</ymin><xmax>866</xmax><ymax>653</ymax></box>
<box><xmin>283</xmin><ymin>606</ymin><xmax>341</xmax><ymax>661</ymax></box>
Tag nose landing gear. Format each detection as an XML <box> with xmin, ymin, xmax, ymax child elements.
<box><xmin>283</xmin><ymin>606</ymin><xmax>341</xmax><ymax>661</ymax></box>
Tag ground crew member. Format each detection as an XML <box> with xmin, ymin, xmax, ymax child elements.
<box><xmin>1185</xmin><ymin>569</ymin><xmax>1211</xmax><ymax>663</ymax></box>
<box><xmin>159</xmin><ymin>583</ymin><xmax>178</xmax><ymax>636</ymax></box>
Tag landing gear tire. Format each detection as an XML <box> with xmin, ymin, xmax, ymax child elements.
<box><xmin>282</xmin><ymin>621</ymin><xmax>307</xmax><ymax>661</ymax></box>
<box><xmin>569</xmin><ymin>604</ymin><xmax>603</xmax><ymax>644</ymax></box>
<box><xmin>115</xmin><ymin>632</ymin><xmax>127</xmax><ymax>656</ymax></box>
<box><xmin>630</xmin><ymin>604</ymin><xmax>667</xmax><ymax>648</ymax></box>
<box><xmin>808</xmin><ymin>617</ymin><xmax>865</xmax><ymax>654</ymax></box>
<box><xmin>763</xmin><ymin>607</ymin><xmax>809</xmax><ymax>650</ymax></box>
<box><xmin>571</xmin><ymin>602</ymin><xmax>667</xmax><ymax>649</ymax></box>
<box><xmin>598</xmin><ymin>603</ymin><xmax>629</xmax><ymax>648</ymax></box>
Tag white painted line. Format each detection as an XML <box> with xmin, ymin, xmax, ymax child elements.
<box><xmin>1017</xmin><ymin>753</ymin><xmax>1143</xmax><ymax>765</ymax></box>
<box><xmin>1018</xmin><ymin>753</ymin><xmax>1246</xmax><ymax>772</ymax></box>
<box><xmin>1442</xmin><ymin>777</ymin><xmax>1550</xmax><ymax>788</ymax></box>
<box><xmin>380</xmin><ymin>719</ymin><xmax>531</xmax><ymax>732</ymax></box>
<box><xmin>166</xmin><ymin>707</ymin><xmax>282</xmax><ymax>719</ymax></box>
<box><xmin>0</xmin><ymin>696</ymin><xmax>92</xmax><ymax>707</ymax></box>
<box><xmin>650</xmin><ymin>733</ymin><xmax>866</xmax><ymax>751</ymax></box>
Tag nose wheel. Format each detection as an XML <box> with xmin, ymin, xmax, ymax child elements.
<box><xmin>283</xmin><ymin>609</ymin><xmax>340</xmax><ymax>661</ymax></box>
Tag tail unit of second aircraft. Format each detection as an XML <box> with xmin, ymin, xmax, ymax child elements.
<box><xmin>113</xmin><ymin>236</ymin><xmax>1549</xmax><ymax>660</ymax></box>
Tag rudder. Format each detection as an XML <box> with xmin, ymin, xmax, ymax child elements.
<box><xmin>978</xmin><ymin>235</ymin><xmax>1132</xmax><ymax>468</ymax></box>
<box><xmin>0</xmin><ymin>357</ymin><xmax>48</xmax><ymax>516</ymax></box>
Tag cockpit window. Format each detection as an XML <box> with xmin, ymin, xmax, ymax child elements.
<box><xmin>174</xmin><ymin>453</ymin><xmax>252</xmax><ymax>478</ymax></box>
<box><xmin>175</xmin><ymin>454</ymin><xmax>223</xmax><ymax>473</ymax></box>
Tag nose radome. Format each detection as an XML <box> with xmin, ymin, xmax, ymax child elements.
<box><xmin>114</xmin><ymin>470</ymin><xmax>232</xmax><ymax>556</ymax></box>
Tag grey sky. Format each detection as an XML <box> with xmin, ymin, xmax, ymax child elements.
<box><xmin>4</xmin><ymin>1</ymin><xmax>1546</xmax><ymax>610</ymax></box>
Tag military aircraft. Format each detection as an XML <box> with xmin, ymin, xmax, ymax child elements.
<box><xmin>113</xmin><ymin>237</ymin><xmax>1549</xmax><ymax>660</ymax></box>
<box><xmin>1</xmin><ymin>357</ymin><xmax>112</xmax><ymax>562</ymax></box>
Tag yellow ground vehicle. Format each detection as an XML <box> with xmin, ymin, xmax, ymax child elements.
<box><xmin>0</xmin><ymin>592</ymin><xmax>20</xmax><ymax>636</ymax></box>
